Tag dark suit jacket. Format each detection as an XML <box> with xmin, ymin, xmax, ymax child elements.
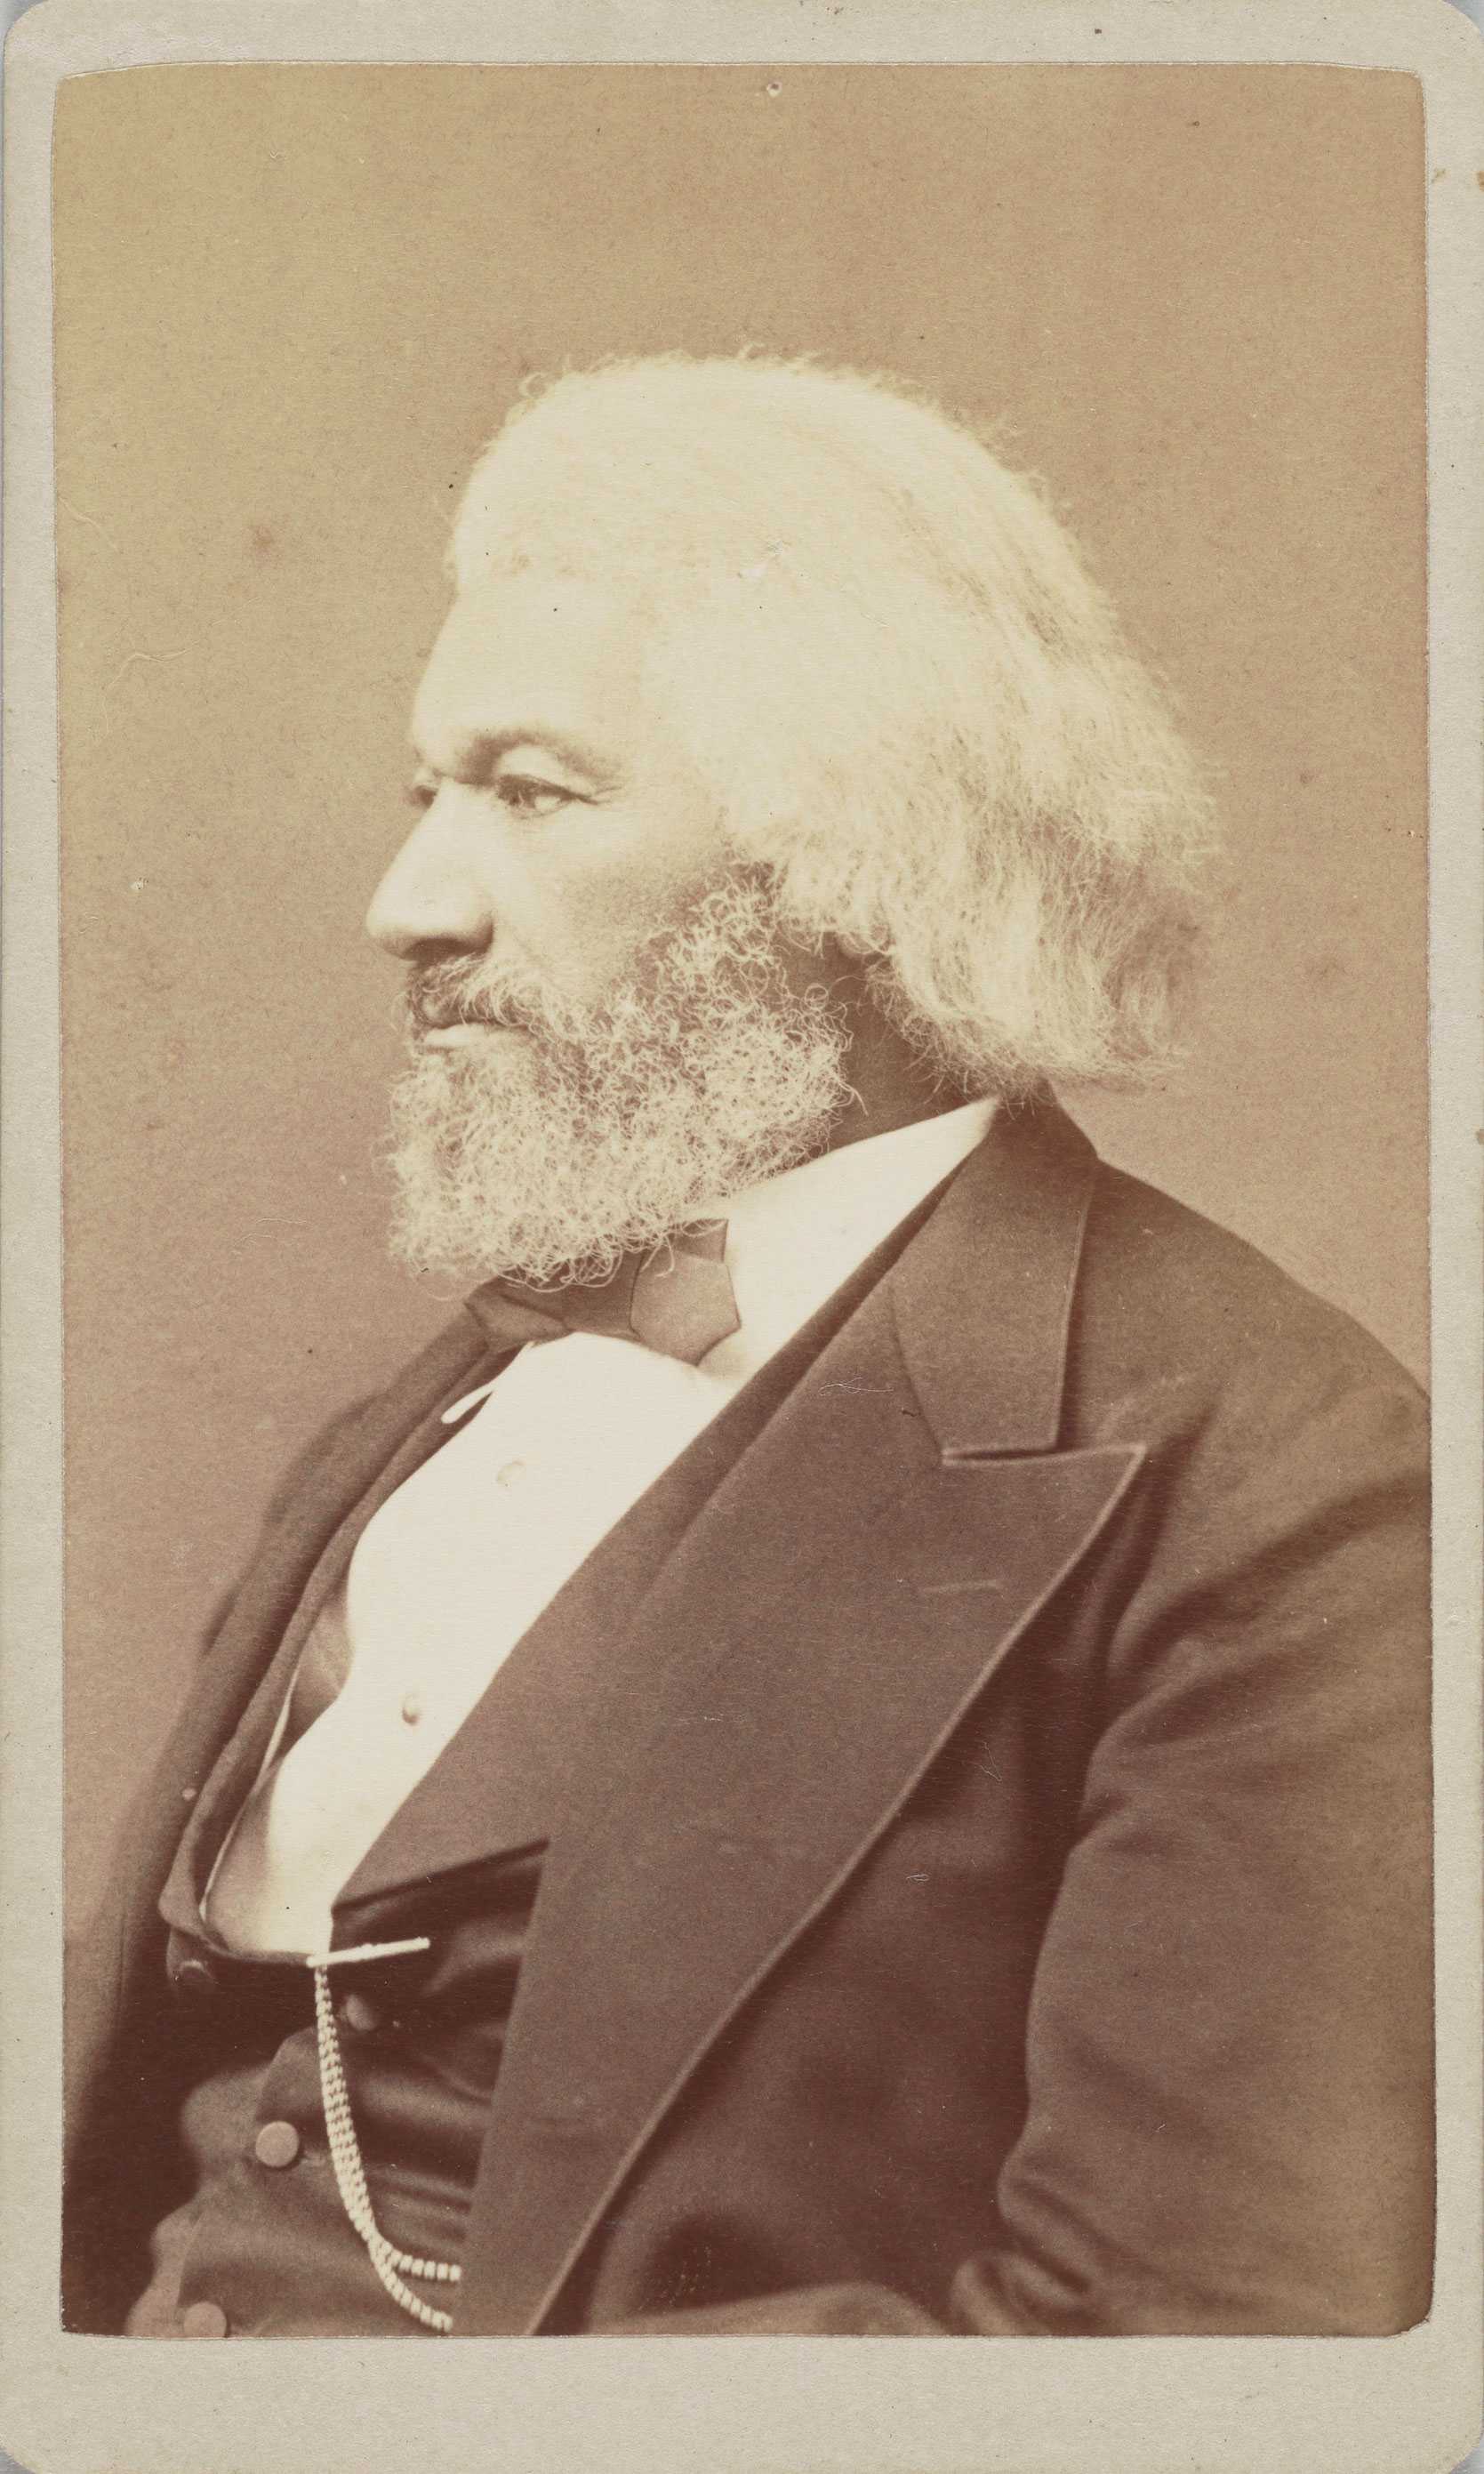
<box><xmin>63</xmin><ymin>1102</ymin><xmax>1433</xmax><ymax>2337</ymax></box>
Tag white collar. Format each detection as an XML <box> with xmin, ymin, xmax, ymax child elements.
<box><xmin>699</xmin><ymin>1098</ymin><xmax>996</xmax><ymax>1385</ymax></box>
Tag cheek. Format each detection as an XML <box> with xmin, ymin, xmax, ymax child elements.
<box><xmin>527</xmin><ymin>822</ymin><xmax>722</xmax><ymax>999</ymax></box>
<box><xmin>503</xmin><ymin>865</ymin><xmax>659</xmax><ymax>1004</ymax></box>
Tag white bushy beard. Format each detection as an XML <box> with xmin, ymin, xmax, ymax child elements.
<box><xmin>385</xmin><ymin>874</ymin><xmax>854</xmax><ymax>1290</ymax></box>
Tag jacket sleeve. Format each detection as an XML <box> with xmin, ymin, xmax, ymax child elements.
<box><xmin>606</xmin><ymin>1354</ymin><xmax>1433</xmax><ymax>2339</ymax></box>
<box><xmin>947</xmin><ymin>1353</ymin><xmax>1433</xmax><ymax>2336</ymax></box>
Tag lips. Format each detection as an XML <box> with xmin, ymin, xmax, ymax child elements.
<box><xmin>420</xmin><ymin>1021</ymin><xmax>520</xmax><ymax>1054</ymax></box>
<box><xmin>415</xmin><ymin>1004</ymin><xmax>505</xmax><ymax>1032</ymax></box>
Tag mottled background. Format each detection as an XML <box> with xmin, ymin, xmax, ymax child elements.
<box><xmin>54</xmin><ymin>64</ymin><xmax>1426</xmax><ymax>1927</ymax></box>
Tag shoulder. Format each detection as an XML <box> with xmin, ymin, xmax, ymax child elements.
<box><xmin>1047</xmin><ymin>1159</ymin><xmax>1430</xmax><ymax>1747</ymax></box>
<box><xmin>1065</xmin><ymin>1154</ymin><xmax>1425</xmax><ymax>1476</ymax></box>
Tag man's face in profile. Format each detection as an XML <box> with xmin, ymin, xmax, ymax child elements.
<box><xmin>371</xmin><ymin>566</ymin><xmax>850</xmax><ymax>1290</ymax></box>
<box><xmin>372</xmin><ymin>570</ymin><xmax>726</xmax><ymax>1014</ymax></box>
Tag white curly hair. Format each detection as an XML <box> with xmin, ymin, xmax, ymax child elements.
<box><xmin>451</xmin><ymin>354</ymin><xmax>1216</xmax><ymax>1096</ymax></box>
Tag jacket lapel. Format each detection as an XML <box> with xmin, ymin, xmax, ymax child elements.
<box><xmin>330</xmin><ymin>1164</ymin><xmax>964</xmax><ymax>1921</ymax></box>
<box><xmin>453</xmin><ymin>1102</ymin><xmax>1145</xmax><ymax>2333</ymax></box>
<box><xmin>88</xmin><ymin>1318</ymin><xmax>497</xmax><ymax>2020</ymax></box>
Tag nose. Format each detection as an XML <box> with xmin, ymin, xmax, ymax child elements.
<box><xmin>365</xmin><ymin>791</ymin><xmax>493</xmax><ymax>962</ymax></box>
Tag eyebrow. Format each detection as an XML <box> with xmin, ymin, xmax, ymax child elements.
<box><xmin>408</xmin><ymin>727</ymin><xmax>613</xmax><ymax>788</ymax></box>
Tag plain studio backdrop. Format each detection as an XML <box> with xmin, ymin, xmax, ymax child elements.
<box><xmin>54</xmin><ymin>64</ymin><xmax>1426</xmax><ymax>1930</ymax></box>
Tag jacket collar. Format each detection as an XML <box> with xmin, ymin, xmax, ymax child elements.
<box><xmin>888</xmin><ymin>1091</ymin><xmax>1097</xmax><ymax>1456</ymax></box>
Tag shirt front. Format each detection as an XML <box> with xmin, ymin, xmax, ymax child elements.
<box><xmin>205</xmin><ymin>1100</ymin><xmax>996</xmax><ymax>1956</ymax></box>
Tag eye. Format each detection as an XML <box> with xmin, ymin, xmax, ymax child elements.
<box><xmin>493</xmin><ymin>774</ymin><xmax>583</xmax><ymax>819</ymax></box>
<box><xmin>404</xmin><ymin>771</ymin><xmax>587</xmax><ymax>819</ymax></box>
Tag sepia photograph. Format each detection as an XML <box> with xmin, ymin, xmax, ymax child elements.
<box><xmin>4</xmin><ymin>4</ymin><xmax>1482</xmax><ymax>2471</ymax></box>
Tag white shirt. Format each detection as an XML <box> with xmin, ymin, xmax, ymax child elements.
<box><xmin>205</xmin><ymin>1098</ymin><xmax>995</xmax><ymax>1954</ymax></box>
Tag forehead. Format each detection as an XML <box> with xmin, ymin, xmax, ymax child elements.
<box><xmin>411</xmin><ymin>572</ymin><xmax>650</xmax><ymax>771</ymax></box>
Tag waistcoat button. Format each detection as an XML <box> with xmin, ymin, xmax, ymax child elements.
<box><xmin>341</xmin><ymin>1992</ymin><xmax>381</xmax><ymax>2035</ymax></box>
<box><xmin>253</xmin><ymin>2119</ymin><xmax>301</xmax><ymax>2170</ymax></box>
<box><xmin>180</xmin><ymin>2300</ymin><xmax>229</xmax><ymax>2339</ymax></box>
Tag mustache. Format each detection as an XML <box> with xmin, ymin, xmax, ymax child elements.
<box><xmin>401</xmin><ymin>959</ymin><xmax>547</xmax><ymax>1036</ymax></box>
<box><xmin>400</xmin><ymin>873</ymin><xmax>792</xmax><ymax>1042</ymax></box>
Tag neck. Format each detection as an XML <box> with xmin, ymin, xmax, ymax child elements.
<box><xmin>813</xmin><ymin>952</ymin><xmax>970</xmax><ymax>1158</ymax></box>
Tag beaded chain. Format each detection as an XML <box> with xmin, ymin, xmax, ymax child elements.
<box><xmin>311</xmin><ymin>1964</ymin><xmax>461</xmax><ymax>2334</ymax></box>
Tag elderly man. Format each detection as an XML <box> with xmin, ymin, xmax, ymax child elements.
<box><xmin>64</xmin><ymin>356</ymin><xmax>1432</xmax><ymax>2341</ymax></box>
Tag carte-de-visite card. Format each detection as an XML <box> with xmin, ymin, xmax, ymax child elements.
<box><xmin>3</xmin><ymin>4</ymin><xmax>1481</xmax><ymax>2471</ymax></box>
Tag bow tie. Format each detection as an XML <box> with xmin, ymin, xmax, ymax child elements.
<box><xmin>465</xmin><ymin>1222</ymin><xmax>741</xmax><ymax>1367</ymax></box>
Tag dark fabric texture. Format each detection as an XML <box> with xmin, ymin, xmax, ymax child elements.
<box><xmin>124</xmin><ymin>1857</ymin><xmax>540</xmax><ymax>2339</ymax></box>
<box><xmin>63</xmin><ymin>1101</ymin><xmax>1434</xmax><ymax>2339</ymax></box>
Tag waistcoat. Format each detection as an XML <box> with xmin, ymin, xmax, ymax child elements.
<box><xmin>127</xmin><ymin>1843</ymin><xmax>542</xmax><ymax>2337</ymax></box>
